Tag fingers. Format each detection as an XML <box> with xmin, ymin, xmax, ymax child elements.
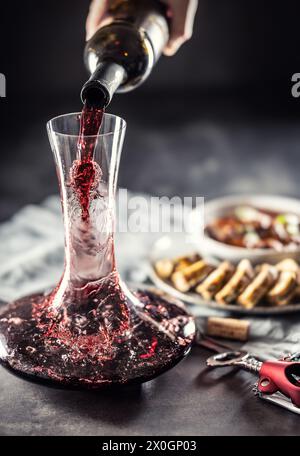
<box><xmin>86</xmin><ymin>0</ymin><xmax>108</xmax><ymax>41</ymax></box>
<box><xmin>163</xmin><ymin>0</ymin><xmax>198</xmax><ymax>56</ymax></box>
<box><xmin>85</xmin><ymin>0</ymin><xmax>198</xmax><ymax>53</ymax></box>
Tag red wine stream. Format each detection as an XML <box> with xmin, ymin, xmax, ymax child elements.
<box><xmin>71</xmin><ymin>103</ymin><xmax>104</xmax><ymax>221</ymax></box>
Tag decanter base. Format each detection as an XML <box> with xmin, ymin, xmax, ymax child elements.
<box><xmin>0</xmin><ymin>289</ymin><xmax>195</xmax><ymax>389</ymax></box>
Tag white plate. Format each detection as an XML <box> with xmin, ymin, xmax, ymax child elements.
<box><xmin>149</xmin><ymin>234</ymin><xmax>300</xmax><ymax>315</ymax></box>
<box><xmin>189</xmin><ymin>194</ymin><xmax>300</xmax><ymax>264</ymax></box>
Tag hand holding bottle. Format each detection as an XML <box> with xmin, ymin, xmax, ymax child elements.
<box><xmin>161</xmin><ymin>0</ymin><xmax>198</xmax><ymax>55</ymax></box>
<box><xmin>86</xmin><ymin>0</ymin><xmax>198</xmax><ymax>55</ymax></box>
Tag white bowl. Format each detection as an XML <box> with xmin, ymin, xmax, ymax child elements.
<box><xmin>190</xmin><ymin>194</ymin><xmax>300</xmax><ymax>264</ymax></box>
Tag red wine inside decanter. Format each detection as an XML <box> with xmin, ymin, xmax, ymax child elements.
<box><xmin>71</xmin><ymin>102</ymin><xmax>105</xmax><ymax>220</ymax></box>
<box><xmin>0</xmin><ymin>102</ymin><xmax>195</xmax><ymax>388</ymax></box>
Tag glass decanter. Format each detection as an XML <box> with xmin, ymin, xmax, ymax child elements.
<box><xmin>0</xmin><ymin>112</ymin><xmax>195</xmax><ymax>388</ymax></box>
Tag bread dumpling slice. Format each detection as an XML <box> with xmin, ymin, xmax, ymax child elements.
<box><xmin>155</xmin><ymin>253</ymin><xmax>201</xmax><ymax>280</ymax></box>
<box><xmin>238</xmin><ymin>264</ymin><xmax>278</xmax><ymax>309</ymax></box>
<box><xmin>171</xmin><ymin>260</ymin><xmax>214</xmax><ymax>292</ymax></box>
<box><xmin>196</xmin><ymin>261</ymin><xmax>234</xmax><ymax>300</ymax></box>
<box><xmin>267</xmin><ymin>270</ymin><xmax>298</xmax><ymax>306</ymax></box>
<box><xmin>215</xmin><ymin>259</ymin><xmax>254</xmax><ymax>305</ymax></box>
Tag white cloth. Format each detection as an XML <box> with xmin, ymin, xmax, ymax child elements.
<box><xmin>0</xmin><ymin>195</ymin><xmax>300</xmax><ymax>361</ymax></box>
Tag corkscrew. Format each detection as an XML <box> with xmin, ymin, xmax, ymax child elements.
<box><xmin>206</xmin><ymin>351</ymin><xmax>300</xmax><ymax>414</ymax></box>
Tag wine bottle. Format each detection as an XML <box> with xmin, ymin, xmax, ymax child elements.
<box><xmin>81</xmin><ymin>0</ymin><xmax>169</xmax><ymax>108</ymax></box>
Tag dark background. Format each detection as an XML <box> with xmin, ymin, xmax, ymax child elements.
<box><xmin>0</xmin><ymin>0</ymin><xmax>300</xmax><ymax>220</ymax></box>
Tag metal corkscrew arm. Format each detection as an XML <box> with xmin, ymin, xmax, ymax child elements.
<box><xmin>206</xmin><ymin>350</ymin><xmax>262</xmax><ymax>373</ymax></box>
<box><xmin>236</xmin><ymin>355</ymin><xmax>262</xmax><ymax>374</ymax></box>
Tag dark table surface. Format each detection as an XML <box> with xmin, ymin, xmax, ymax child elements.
<box><xmin>0</xmin><ymin>92</ymin><xmax>300</xmax><ymax>436</ymax></box>
<box><xmin>0</xmin><ymin>345</ymin><xmax>299</xmax><ymax>436</ymax></box>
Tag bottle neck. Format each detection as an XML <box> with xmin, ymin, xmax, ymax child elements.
<box><xmin>81</xmin><ymin>61</ymin><xmax>127</xmax><ymax>108</ymax></box>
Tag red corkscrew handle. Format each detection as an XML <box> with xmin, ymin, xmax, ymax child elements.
<box><xmin>258</xmin><ymin>361</ymin><xmax>300</xmax><ymax>408</ymax></box>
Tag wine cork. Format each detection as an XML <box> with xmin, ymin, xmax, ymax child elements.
<box><xmin>206</xmin><ymin>317</ymin><xmax>250</xmax><ymax>342</ymax></box>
